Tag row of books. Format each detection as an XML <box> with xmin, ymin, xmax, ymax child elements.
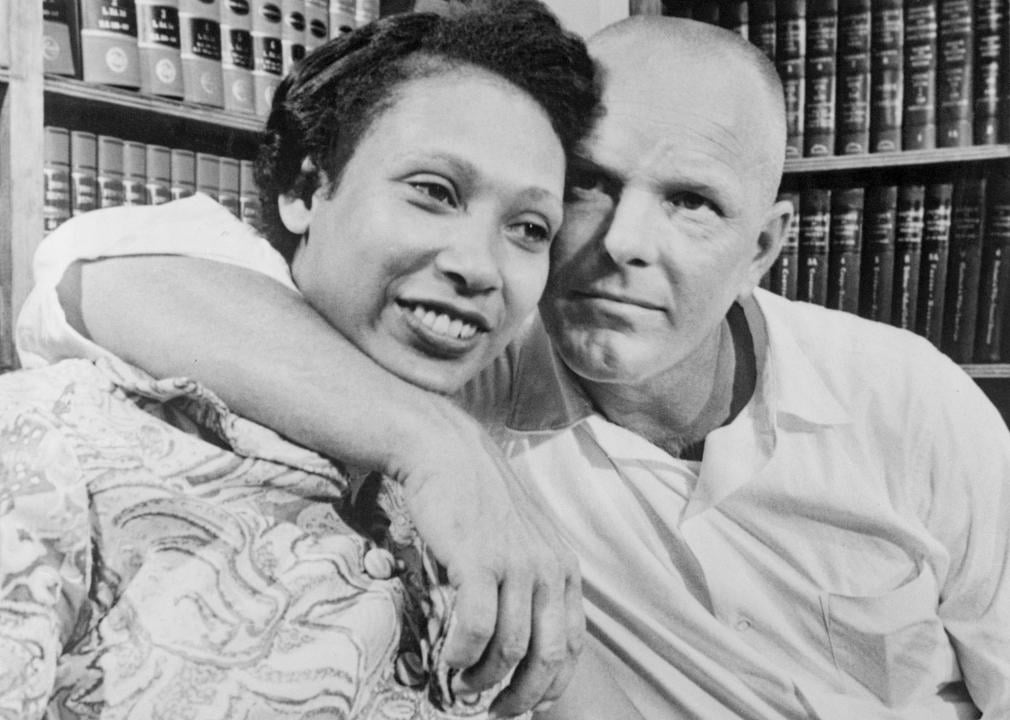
<box><xmin>763</xmin><ymin>170</ymin><xmax>1010</xmax><ymax>363</ymax></box>
<box><xmin>641</xmin><ymin>0</ymin><xmax>1010</xmax><ymax>156</ymax></box>
<box><xmin>43</xmin><ymin>125</ymin><xmax>261</xmax><ymax>233</ymax></box>
<box><xmin>36</xmin><ymin>0</ymin><xmax>381</xmax><ymax>116</ymax></box>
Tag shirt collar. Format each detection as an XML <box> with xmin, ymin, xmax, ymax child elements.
<box><xmin>505</xmin><ymin>291</ymin><xmax>852</xmax><ymax>435</ymax></box>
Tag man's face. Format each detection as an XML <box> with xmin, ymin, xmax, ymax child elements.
<box><xmin>290</xmin><ymin>70</ymin><xmax>565</xmax><ymax>394</ymax></box>
<box><xmin>540</xmin><ymin>53</ymin><xmax>777</xmax><ymax>387</ymax></box>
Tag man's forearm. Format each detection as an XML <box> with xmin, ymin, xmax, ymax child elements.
<box><xmin>67</xmin><ymin>255</ymin><xmax>468</xmax><ymax>477</ymax></box>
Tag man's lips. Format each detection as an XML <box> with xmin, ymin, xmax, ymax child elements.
<box><xmin>570</xmin><ymin>290</ymin><xmax>665</xmax><ymax>312</ymax></box>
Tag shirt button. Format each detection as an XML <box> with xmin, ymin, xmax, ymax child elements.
<box><xmin>364</xmin><ymin>548</ymin><xmax>397</xmax><ymax>579</ymax></box>
<box><xmin>735</xmin><ymin>617</ymin><xmax>752</xmax><ymax>632</ymax></box>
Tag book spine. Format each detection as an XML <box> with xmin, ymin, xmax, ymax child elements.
<box><xmin>97</xmin><ymin>134</ymin><xmax>126</xmax><ymax>208</ymax></box>
<box><xmin>803</xmin><ymin>0</ymin><xmax>838</xmax><ymax>156</ymax></box>
<box><xmin>942</xmin><ymin>174</ymin><xmax>987</xmax><ymax>361</ymax></box>
<box><xmin>239</xmin><ymin>158</ymin><xmax>261</xmax><ymax>226</ymax></box>
<box><xmin>43</xmin><ymin>0</ymin><xmax>79</xmax><ymax>76</ymax></box>
<box><xmin>750</xmin><ymin>0</ymin><xmax>777</xmax><ymax>58</ymax></box>
<box><xmin>936</xmin><ymin>0</ymin><xmax>974</xmax><ymax>146</ymax></box>
<box><xmin>79</xmin><ymin>0</ymin><xmax>142</xmax><ymax>87</ymax></box>
<box><xmin>975</xmin><ymin>171</ymin><xmax>1010</xmax><ymax>361</ymax></box>
<box><xmin>252</xmin><ymin>0</ymin><xmax>283</xmax><ymax>116</ymax></box>
<box><xmin>859</xmin><ymin>184</ymin><xmax>898</xmax><ymax>323</ymax></box>
<box><xmin>892</xmin><ymin>183</ymin><xmax>926</xmax><ymax>330</ymax></box>
<box><xmin>218</xmin><ymin>156</ymin><xmax>241</xmax><ymax>217</ymax></box>
<box><xmin>221</xmin><ymin>0</ymin><xmax>255</xmax><ymax>113</ymax></box>
<box><xmin>973</xmin><ymin>0</ymin><xmax>1004</xmax><ymax>144</ymax></box>
<box><xmin>903</xmin><ymin>0</ymin><xmax>938</xmax><ymax>149</ymax></box>
<box><xmin>281</xmin><ymin>0</ymin><xmax>305</xmax><ymax>75</ymax></box>
<box><xmin>827</xmin><ymin>185</ymin><xmax>863</xmax><ymax>313</ymax></box>
<box><xmin>771</xmin><ymin>190</ymin><xmax>801</xmax><ymax>299</ymax></box>
<box><xmin>179</xmin><ymin>0</ymin><xmax>223</xmax><ymax>106</ymax></box>
<box><xmin>777</xmin><ymin>0</ymin><xmax>807</xmax><ymax>158</ymax></box>
<box><xmin>43</xmin><ymin>127</ymin><xmax>72</xmax><ymax>235</ymax></box>
<box><xmin>720</xmin><ymin>0</ymin><xmax>749</xmax><ymax>39</ymax></box>
<box><xmin>303</xmin><ymin>0</ymin><xmax>328</xmax><ymax>53</ymax></box>
<box><xmin>869</xmin><ymin>0</ymin><xmax>904</xmax><ymax>151</ymax></box>
<box><xmin>136</xmin><ymin>0</ymin><xmax>184</xmax><ymax>97</ymax></box>
<box><xmin>123</xmin><ymin>140</ymin><xmax>148</xmax><ymax>205</ymax></box>
<box><xmin>834</xmin><ymin>0</ymin><xmax>870</xmax><ymax>154</ymax></box>
<box><xmin>354</xmin><ymin>0</ymin><xmax>378</xmax><ymax>26</ymax></box>
<box><xmin>70</xmin><ymin>131</ymin><xmax>99</xmax><ymax>216</ymax></box>
<box><xmin>917</xmin><ymin>181</ymin><xmax>954</xmax><ymax>344</ymax></box>
<box><xmin>328</xmin><ymin>0</ymin><xmax>355</xmax><ymax>38</ymax></box>
<box><xmin>146</xmin><ymin>144</ymin><xmax>173</xmax><ymax>205</ymax></box>
<box><xmin>798</xmin><ymin>186</ymin><xmax>831</xmax><ymax>306</ymax></box>
<box><xmin>196</xmin><ymin>151</ymin><xmax>220</xmax><ymax>201</ymax></box>
<box><xmin>171</xmin><ymin>148</ymin><xmax>196</xmax><ymax>200</ymax></box>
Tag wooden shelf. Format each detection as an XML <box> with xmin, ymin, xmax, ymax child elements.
<box><xmin>962</xmin><ymin>364</ymin><xmax>1010</xmax><ymax>380</ymax></box>
<box><xmin>44</xmin><ymin>76</ymin><xmax>264</xmax><ymax>133</ymax></box>
<box><xmin>784</xmin><ymin>145</ymin><xmax>1010</xmax><ymax>174</ymax></box>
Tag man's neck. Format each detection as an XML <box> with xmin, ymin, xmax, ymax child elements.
<box><xmin>582</xmin><ymin>303</ymin><xmax>757</xmax><ymax>459</ymax></box>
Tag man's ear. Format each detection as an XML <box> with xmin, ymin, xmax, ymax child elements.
<box><xmin>277</xmin><ymin>157</ymin><xmax>319</xmax><ymax>235</ymax></box>
<box><xmin>743</xmin><ymin>198</ymin><xmax>793</xmax><ymax>296</ymax></box>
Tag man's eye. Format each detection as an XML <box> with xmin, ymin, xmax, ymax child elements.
<box><xmin>565</xmin><ymin>169</ymin><xmax>607</xmax><ymax>199</ymax></box>
<box><xmin>669</xmin><ymin>191</ymin><xmax>719</xmax><ymax>214</ymax></box>
<box><xmin>411</xmin><ymin>181</ymin><xmax>457</xmax><ymax>207</ymax></box>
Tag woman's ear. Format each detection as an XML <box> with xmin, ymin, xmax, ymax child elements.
<box><xmin>278</xmin><ymin>157</ymin><xmax>319</xmax><ymax>234</ymax></box>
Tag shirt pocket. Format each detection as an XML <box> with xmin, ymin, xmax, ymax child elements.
<box><xmin>821</xmin><ymin>564</ymin><xmax>946</xmax><ymax>707</ymax></box>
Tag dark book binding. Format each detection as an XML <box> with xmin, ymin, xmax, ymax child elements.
<box><xmin>902</xmin><ymin>0</ymin><xmax>938</xmax><ymax>150</ymax></box>
<box><xmin>859</xmin><ymin>184</ymin><xmax>898</xmax><ymax>323</ymax></box>
<box><xmin>803</xmin><ymin>0</ymin><xmax>838</xmax><ymax>156</ymax></box>
<box><xmin>869</xmin><ymin>0</ymin><xmax>904</xmax><ymax>151</ymax></box>
<box><xmin>942</xmin><ymin>173</ymin><xmax>987</xmax><ymax>362</ymax></box>
<box><xmin>777</xmin><ymin>0</ymin><xmax>807</xmax><ymax>158</ymax></box>
<box><xmin>750</xmin><ymin>0</ymin><xmax>777</xmax><ymax>60</ymax></box>
<box><xmin>798</xmin><ymin>186</ymin><xmax>831</xmax><ymax>306</ymax></box>
<box><xmin>835</xmin><ymin>0</ymin><xmax>870</xmax><ymax>154</ymax></box>
<box><xmin>975</xmin><ymin>171</ymin><xmax>1010</xmax><ymax>361</ymax></box>
<box><xmin>892</xmin><ymin>183</ymin><xmax>926</xmax><ymax>330</ymax></box>
<box><xmin>827</xmin><ymin>185</ymin><xmax>863</xmax><ymax>312</ymax></box>
<box><xmin>917</xmin><ymin>182</ymin><xmax>954</xmax><ymax>345</ymax></box>
<box><xmin>771</xmin><ymin>190</ymin><xmax>801</xmax><ymax>299</ymax></box>
<box><xmin>972</xmin><ymin>0</ymin><xmax>1004</xmax><ymax>145</ymax></box>
<box><xmin>936</xmin><ymin>0</ymin><xmax>974</xmax><ymax>147</ymax></box>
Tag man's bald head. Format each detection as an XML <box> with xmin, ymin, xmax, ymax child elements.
<box><xmin>588</xmin><ymin>16</ymin><xmax>787</xmax><ymax>205</ymax></box>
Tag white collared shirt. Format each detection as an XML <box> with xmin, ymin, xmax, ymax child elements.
<box><xmin>17</xmin><ymin>197</ymin><xmax>1010</xmax><ymax>720</ymax></box>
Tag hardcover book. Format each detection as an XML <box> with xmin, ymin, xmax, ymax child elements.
<box><xmin>858</xmin><ymin>184</ymin><xmax>898</xmax><ymax>323</ymax></box>
<box><xmin>43</xmin><ymin>127</ymin><xmax>72</xmax><ymax>235</ymax></box>
<box><xmin>196</xmin><ymin>152</ymin><xmax>220</xmax><ymax>201</ymax></box>
<box><xmin>221</xmin><ymin>0</ymin><xmax>255</xmax><ymax>113</ymax></box>
<box><xmin>803</xmin><ymin>0</ymin><xmax>838</xmax><ymax>156</ymax></box>
<box><xmin>304</xmin><ymin>0</ymin><xmax>328</xmax><ymax>53</ymax></box>
<box><xmin>79</xmin><ymin>0</ymin><xmax>142</xmax><ymax>87</ymax></box>
<box><xmin>70</xmin><ymin>131</ymin><xmax>99</xmax><ymax>216</ymax></box>
<box><xmin>170</xmin><ymin>148</ymin><xmax>196</xmax><ymax>200</ymax></box>
<box><xmin>869</xmin><ymin>0</ymin><xmax>903</xmax><ymax>151</ymax></box>
<box><xmin>239</xmin><ymin>158</ymin><xmax>261</xmax><ymax>226</ymax></box>
<box><xmin>975</xmin><ymin>171</ymin><xmax>1010</xmax><ymax>361</ymax></box>
<box><xmin>936</xmin><ymin>0</ymin><xmax>974</xmax><ymax>147</ymax></box>
<box><xmin>827</xmin><ymin>185</ymin><xmax>863</xmax><ymax>313</ymax></box>
<box><xmin>973</xmin><ymin>0</ymin><xmax>1005</xmax><ymax>144</ymax></box>
<box><xmin>770</xmin><ymin>190</ymin><xmax>801</xmax><ymax>300</ymax></box>
<box><xmin>902</xmin><ymin>0</ymin><xmax>938</xmax><ymax>149</ymax></box>
<box><xmin>179</xmin><ymin>0</ymin><xmax>224</xmax><ymax>106</ymax></box>
<box><xmin>97</xmin><ymin>134</ymin><xmax>126</xmax><ymax>208</ymax></box>
<box><xmin>892</xmin><ymin>182</ymin><xmax>926</xmax><ymax>330</ymax></box>
<box><xmin>42</xmin><ymin>0</ymin><xmax>79</xmax><ymax>76</ymax></box>
<box><xmin>917</xmin><ymin>181</ymin><xmax>954</xmax><ymax>345</ymax></box>
<box><xmin>123</xmin><ymin>140</ymin><xmax>147</xmax><ymax>205</ymax></box>
<box><xmin>329</xmin><ymin>0</ymin><xmax>355</xmax><ymax>37</ymax></box>
<box><xmin>219</xmin><ymin>155</ymin><xmax>241</xmax><ymax>217</ymax></box>
<box><xmin>146</xmin><ymin>143</ymin><xmax>173</xmax><ymax>205</ymax></box>
<box><xmin>942</xmin><ymin>173</ymin><xmax>987</xmax><ymax>362</ymax></box>
<box><xmin>750</xmin><ymin>0</ymin><xmax>777</xmax><ymax>60</ymax></box>
<box><xmin>777</xmin><ymin>0</ymin><xmax>807</xmax><ymax>158</ymax></box>
<box><xmin>798</xmin><ymin>186</ymin><xmax>831</xmax><ymax>306</ymax></box>
<box><xmin>136</xmin><ymin>0</ymin><xmax>184</xmax><ymax>97</ymax></box>
<box><xmin>834</xmin><ymin>0</ymin><xmax>870</xmax><ymax>154</ymax></box>
<box><xmin>281</xmin><ymin>0</ymin><xmax>305</xmax><ymax>75</ymax></box>
<box><xmin>252</xmin><ymin>0</ymin><xmax>283</xmax><ymax>115</ymax></box>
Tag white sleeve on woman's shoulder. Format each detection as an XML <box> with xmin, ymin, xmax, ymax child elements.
<box><xmin>16</xmin><ymin>194</ymin><xmax>295</xmax><ymax>369</ymax></box>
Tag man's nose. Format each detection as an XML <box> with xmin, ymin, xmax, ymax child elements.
<box><xmin>433</xmin><ymin>220</ymin><xmax>502</xmax><ymax>295</ymax></box>
<box><xmin>601</xmin><ymin>191</ymin><xmax>658</xmax><ymax>267</ymax></box>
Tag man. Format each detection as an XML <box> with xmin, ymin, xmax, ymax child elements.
<box><xmin>19</xmin><ymin>16</ymin><xmax>1010</xmax><ymax>719</ymax></box>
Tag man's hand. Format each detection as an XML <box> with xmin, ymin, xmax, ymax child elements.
<box><xmin>397</xmin><ymin>410</ymin><xmax>584</xmax><ymax>718</ymax></box>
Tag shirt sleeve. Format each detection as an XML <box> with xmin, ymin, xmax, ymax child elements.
<box><xmin>16</xmin><ymin>194</ymin><xmax>295</xmax><ymax>369</ymax></box>
<box><xmin>920</xmin><ymin>358</ymin><xmax>1010</xmax><ymax>715</ymax></box>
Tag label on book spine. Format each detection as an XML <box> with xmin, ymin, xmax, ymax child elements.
<box><xmin>936</xmin><ymin>0</ymin><xmax>974</xmax><ymax>147</ymax></box>
<box><xmin>918</xmin><ymin>182</ymin><xmax>954</xmax><ymax>345</ymax></box>
<box><xmin>870</xmin><ymin>0</ymin><xmax>904</xmax><ymax>151</ymax></box>
<box><xmin>859</xmin><ymin>185</ymin><xmax>898</xmax><ymax>323</ymax></box>
<box><xmin>222</xmin><ymin>0</ymin><xmax>255</xmax><ymax>113</ymax></box>
<box><xmin>180</xmin><ymin>0</ymin><xmax>224</xmax><ymax>106</ymax></box>
<box><xmin>80</xmin><ymin>0</ymin><xmax>141</xmax><ymax>87</ymax></box>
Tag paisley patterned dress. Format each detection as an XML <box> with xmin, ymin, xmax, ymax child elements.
<box><xmin>0</xmin><ymin>358</ymin><xmax>524</xmax><ymax>720</ymax></box>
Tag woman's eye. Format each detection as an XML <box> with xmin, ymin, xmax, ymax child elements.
<box><xmin>411</xmin><ymin>181</ymin><xmax>457</xmax><ymax>207</ymax></box>
<box><xmin>507</xmin><ymin>221</ymin><xmax>552</xmax><ymax>247</ymax></box>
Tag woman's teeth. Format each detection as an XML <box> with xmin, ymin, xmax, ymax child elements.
<box><xmin>411</xmin><ymin>305</ymin><xmax>478</xmax><ymax>339</ymax></box>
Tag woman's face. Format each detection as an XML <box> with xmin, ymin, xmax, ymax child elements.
<box><xmin>287</xmin><ymin>69</ymin><xmax>566</xmax><ymax>394</ymax></box>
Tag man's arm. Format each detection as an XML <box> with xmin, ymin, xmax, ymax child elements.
<box><xmin>58</xmin><ymin>255</ymin><xmax>583</xmax><ymax>717</ymax></box>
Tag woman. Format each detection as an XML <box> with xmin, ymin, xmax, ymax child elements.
<box><xmin>0</xmin><ymin>3</ymin><xmax>608</xmax><ymax>718</ymax></box>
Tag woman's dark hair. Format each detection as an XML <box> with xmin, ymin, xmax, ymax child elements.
<box><xmin>254</xmin><ymin>0</ymin><xmax>601</xmax><ymax>261</ymax></box>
